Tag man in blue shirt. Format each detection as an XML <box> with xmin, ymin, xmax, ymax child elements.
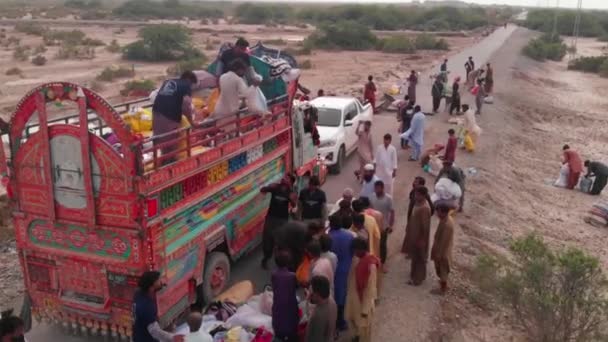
<box><xmin>132</xmin><ymin>271</ymin><xmax>183</xmax><ymax>342</ymax></box>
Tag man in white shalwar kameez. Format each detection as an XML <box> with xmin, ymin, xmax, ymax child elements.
<box><xmin>373</xmin><ymin>134</ymin><xmax>398</xmax><ymax>197</ymax></box>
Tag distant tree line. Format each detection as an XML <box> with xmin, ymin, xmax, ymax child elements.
<box><xmin>523</xmin><ymin>9</ymin><xmax>608</xmax><ymax>38</ymax></box>
<box><xmin>234</xmin><ymin>4</ymin><xmax>509</xmax><ymax>31</ymax></box>
<box><xmin>112</xmin><ymin>0</ymin><xmax>224</xmax><ymax>20</ymax></box>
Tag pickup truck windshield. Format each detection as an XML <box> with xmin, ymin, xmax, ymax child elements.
<box><xmin>316</xmin><ymin>108</ymin><xmax>342</xmax><ymax>127</ymax></box>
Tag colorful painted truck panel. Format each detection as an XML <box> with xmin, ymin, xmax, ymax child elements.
<box><xmin>1</xmin><ymin>79</ymin><xmax>325</xmax><ymax>340</ymax></box>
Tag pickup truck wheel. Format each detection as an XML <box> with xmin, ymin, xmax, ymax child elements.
<box><xmin>202</xmin><ymin>252</ymin><xmax>231</xmax><ymax>304</ymax></box>
<box><xmin>329</xmin><ymin>146</ymin><xmax>345</xmax><ymax>174</ymax></box>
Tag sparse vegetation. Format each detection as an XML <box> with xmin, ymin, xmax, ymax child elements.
<box><xmin>568</xmin><ymin>56</ymin><xmax>608</xmax><ymax>78</ymax></box>
<box><xmin>304</xmin><ymin>21</ymin><xmax>378</xmax><ymax>51</ymax></box>
<box><xmin>166</xmin><ymin>57</ymin><xmax>207</xmax><ymax>77</ymax></box>
<box><xmin>120</xmin><ymin>79</ymin><xmax>156</xmax><ymax>97</ymax></box>
<box><xmin>414</xmin><ymin>34</ymin><xmax>450</xmax><ymax>50</ymax></box>
<box><xmin>106</xmin><ymin>39</ymin><xmax>121</xmax><ymax>53</ymax></box>
<box><xmin>34</xmin><ymin>45</ymin><xmax>47</xmax><ymax>54</ymax></box>
<box><xmin>523</xmin><ymin>34</ymin><xmax>567</xmax><ymax>62</ymax></box>
<box><xmin>31</xmin><ymin>55</ymin><xmax>47</xmax><ymax>66</ymax></box>
<box><xmin>12</xmin><ymin>46</ymin><xmax>29</xmax><ymax>61</ymax></box>
<box><xmin>113</xmin><ymin>0</ymin><xmax>224</xmax><ymax>20</ymax></box>
<box><xmin>379</xmin><ymin>36</ymin><xmax>417</xmax><ymax>53</ymax></box>
<box><xmin>5</xmin><ymin>67</ymin><xmax>22</xmax><ymax>76</ymax></box>
<box><xmin>123</xmin><ymin>24</ymin><xmax>203</xmax><ymax>62</ymax></box>
<box><xmin>265</xmin><ymin>39</ymin><xmax>287</xmax><ymax>46</ymax></box>
<box><xmin>96</xmin><ymin>65</ymin><xmax>135</xmax><ymax>82</ymax></box>
<box><xmin>236</xmin><ymin>4</ymin><xmax>495</xmax><ymax>31</ymax></box>
<box><xmin>14</xmin><ymin>22</ymin><xmax>46</xmax><ymax>36</ymax></box>
<box><xmin>300</xmin><ymin>60</ymin><xmax>312</xmax><ymax>69</ymax></box>
<box><xmin>524</xmin><ymin>9</ymin><xmax>608</xmax><ymax>38</ymax></box>
<box><xmin>473</xmin><ymin>233</ymin><xmax>608</xmax><ymax>342</ymax></box>
<box><xmin>42</xmin><ymin>29</ymin><xmax>102</xmax><ymax>46</ymax></box>
<box><xmin>56</xmin><ymin>45</ymin><xmax>96</xmax><ymax>60</ymax></box>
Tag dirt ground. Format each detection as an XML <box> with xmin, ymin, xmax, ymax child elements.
<box><xmin>422</xmin><ymin>32</ymin><xmax>608</xmax><ymax>341</ymax></box>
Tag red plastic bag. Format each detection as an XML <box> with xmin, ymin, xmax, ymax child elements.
<box><xmin>471</xmin><ymin>85</ymin><xmax>480</xmax><ymax>95</ymax></box>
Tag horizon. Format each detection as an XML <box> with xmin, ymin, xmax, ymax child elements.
<box><xmin>207</xmin><ymin>0</ymin><xmax>606</xmax><ymax>10</ymax></box>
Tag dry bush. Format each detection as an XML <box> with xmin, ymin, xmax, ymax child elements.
<box><xmin>299</xmin><ymin>60</ymin><xmax>312</xmax><ymax>69</ymax></box>
<box><xmin>5</xmin><ymin>67</ymin><xmax>22</xmax><ymax>76</ymax></box>
<box><xmin>96</xmin><ymin>65</ymin><xmax>135</xmax><ymax>82</ymax></box>
<box><xmin>31</xmin><ymin>55</ymin><xmax>47</xmax><ymax>66</ymax></box>
<box><xmin>106</xmin><ymin>39</ymin><xmax>121</xmax><ymax>53</ymax></box>
<box><xmin>12</xmin><ymin>46</ymin><xmax>29</xmax><ymax>61</ymax></box>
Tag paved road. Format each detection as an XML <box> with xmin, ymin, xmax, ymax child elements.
<box><xmin>24</xmin><ymin>25</ymin><xmax>517</xmax><ymax>342</ymax></box>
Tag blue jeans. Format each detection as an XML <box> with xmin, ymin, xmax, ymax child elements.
<box><xmin>411</xmin><ymin>141</ymin><xmax>422</xmax><ymax>160</ymax></box>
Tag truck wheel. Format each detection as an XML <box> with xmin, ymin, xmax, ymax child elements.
<box><xmin>329</xmin><ymin>146</ymin><xmax>345</xmax><ymax>174</ymax></box>
<box><xmin>202</xmin><ymin>251</ymin><xmax>231</xmax><ymax>303</ymax></box>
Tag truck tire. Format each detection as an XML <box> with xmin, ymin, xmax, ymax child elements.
<box><xmin>329</xmin><ymin>146</ymin><xmax>345</xmax><ymax>174</ymax></box>
<box><xmin>202</xmin><ymin>251</ymin><xmax>231</xmax><ymax>304</ymax></box>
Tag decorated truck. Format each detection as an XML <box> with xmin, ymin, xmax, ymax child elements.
<box><xmin>0</xmin><ymin>51</ymin><xmax>325</xmax><ymax>340</ymax></box>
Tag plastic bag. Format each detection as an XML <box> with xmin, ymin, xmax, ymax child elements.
<box><xmin>225</xmin><ymin>303</ymin><xmax>273</xmax><ymax>332</ymax></box>
<box><xmin>296</xmin><ymin>255</ymin><xmax>311</xmax><ymax>286</ymax></box>
<box><xmin>554</xmin><ymin>164</ymin><xmax>570</xmax><ymax>188</ymax></box>
<box><xmin>207</xmin><ymin>89</ymin><xmax>220</xmax><ymax>114</ymax></box>
<box><xmin>484</xmin><ymin>96</ymin><xmax>494</xmax><ymax>104</ymax></box>
<box><xmin>246</xmin><ymin>86</ymin><xmax>268</xmax><ymax>115</ymax></box>
<box><xmin>463</xmin><ymin>132</ymin><xmax>475</xmax><ymax>152</ymax></box>
<box><xmin>471</xmin><ymin>85</ymin><xmax>480</xmax><ymax>95</ymax></box>
<box><xmin>580</xmin><ymin>177</ymin><xmax>593</xmax><ymax>193</ymax></box>
<box><xmin>260</xmin><ymin>285</ymin><xmax>273</xmax><ymax>316</ymax></box>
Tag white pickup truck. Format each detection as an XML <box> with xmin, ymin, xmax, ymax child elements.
<box><xmin>311</xmin><ymin>97</ymin><xmax>374</xmax><ymax>174</ymax></box>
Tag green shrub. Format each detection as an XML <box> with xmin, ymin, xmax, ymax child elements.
<box><xmin>523</xmin><ymin>34</ymin><xmax>567</xmax><ymax>62</ymax></box>
<box><xmin>414</xmin><ymin>34</ymin><xmax>449</xmax><ymax>50</ymax></box>
<box><xmin>106</xmin><ymin>39</ymin><xmax>121</xmax><ymax>53</ymax></box>
<box><xmin>123</xmin><ymin>24</ymin><xmax>203</xmax><ymax>62</ymax></box>
<box><xmin>5</xmin><ymin>67</ymin><xmax>22</xmax><ymax>76</ymax></box>
<box><xmin>379</xmin><ymin>36</ymin><xmax>416</xmax><ymax>53</ymax></box>
<box><xmin>82</xmin><ymin>38</ymin><xmax>105</xmax><ymax>47</ymax></box>
<box><xmin>120</xmin><ymin>79</ymin><xmax>156</xmax><ymax>96</ymax></box>
<box><xmin>599</xmin><ymin>59</ymin><xmax>608</xmax><ymax>78</ymax></box>
<box><xmin>598</xmin><ymin>34</ymin><xmax>608</xmax><ymax>42</ymax></box>
<box><xmin>166</xmin><ymin>57</ymin><xmax>207</xmax><ymax>76</ymax></box>
<box><xmin>568</xmin><ymin>56</ymin><xmax>608</xmax><ymax>73</ymax></box>
<box><xmin>304</xmin><ymin>21</ymin><xmax>377</xmax><ymax>51</ymax></box>
<box><xmin>43</xmin><ymin>29</ymin><xmax>86</xmax><ymax>46</ymax></box>
<box><xmin>14</xmin><ymin>22</ymin><xmax>46</xmax><ymax>36</ymax></box>
<box><xmin>96</xmin><ymin>65</ymin><xmax>135</xmax><ymax>82</ymax></box>
<box><xmin>31</xmin><ymin>55</ymin><xmax>47</xmax><ymax>66</ymax></box>
<box><xmin>473</xmin><ymin>233</ymin><xmax>608</xmax><ymax>341</ymax></box>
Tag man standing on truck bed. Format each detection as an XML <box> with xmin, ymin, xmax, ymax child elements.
<box><xmin>152</xmin><ymin>71</ymin><xmax>198</xmax><ymax>165</ymax></box>
<box><xmin>298</xmin><ymin>176</ymin><xmax>328</xmax><ymax>226</ymax></box>
<box><xmin>215</xmin><ymin>38</ymin><xmax>261</xmax><ymax>85</ymax></box>
<box><xmin>133</xmin><ymin>271</ymin><xmax>184</xmax><ymax>342</ymax></box>
<box><xmin>260</xmin><ymin>174</ymin><xmax>297</xmax><ymax>270</ymax></box>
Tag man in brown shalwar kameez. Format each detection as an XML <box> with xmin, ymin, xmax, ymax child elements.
<box><xmin>431</xmin><ymin>204</ymin><xmax>455</xmax><ymax>295</ymax></box>
<box><xmin>402</xmin><ymin>186</ymin><xmax>432</xmax><ymax>286</ymax></box>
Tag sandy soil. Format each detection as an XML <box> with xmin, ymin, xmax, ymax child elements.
<box><xmin>0</xmin><ymin>21</ymin><xmax>476</xmax><ymax>116</ymax></box>
<box><xmin>423</xmin><ymin>30</ymin><xmax>608</xmax><ymax>341</ymax></box>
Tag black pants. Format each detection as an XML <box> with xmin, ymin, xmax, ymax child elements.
<box><xmin>432</xmin><ymin>96</ymin><xmax>441</xmax><ymax>112</ymax></box>
<box><xmin>336</xmin><ymin>305</ymin><xmax>346</xmax><ymax>331</ymax></box>
<box><xmin>273</xmin><ymin>334</ymin><xmax>299</xmax><ymax>342</ymax></box>
<box><xmin>450</xmin><ymin>96</ymin><xmax>461</xmax><ymax>115</ymax></box>
<box><xmin>591</xmin><ymin>175</ymin><xmax>608</xmax><ymax>195</ymax></box>
<box><xmin>262</xmin><ymin>216</ymin><xmax>288</xmax><ymax>262</ymax></box>
<box><xmin>380</xmin><ymin>229</ymin><xmax>388</xmax><ymax>264</ymax></box>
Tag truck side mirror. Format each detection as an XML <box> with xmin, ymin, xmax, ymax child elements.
<box><xmin>344</xmin><ymin>120</ymin><xmax>353</xmax><ymax>127</ymax></box>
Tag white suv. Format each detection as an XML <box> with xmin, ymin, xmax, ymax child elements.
<box><xmin>311</xmin><ymin>97</ymin><xmax>373</xmax><ymax>174</ymax></box>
